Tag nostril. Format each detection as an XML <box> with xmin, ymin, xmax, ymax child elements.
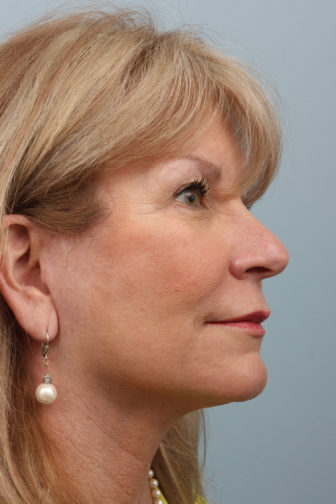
<box><xmin>246</xmin><ymin>266</ymin><xmax>270</xmax><ymax>275</ymax></box>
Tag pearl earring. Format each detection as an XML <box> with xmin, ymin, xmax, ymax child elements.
<box><xmin>34</xmin><ymin>332</ymin><xmax>57</xmax><ymax>404</ymax></box>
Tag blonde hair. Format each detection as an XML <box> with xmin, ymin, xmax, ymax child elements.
<box><xmin>0</xmin><ymin>8</ymin><xmax>281</xmax><ymax>503</ymax></box>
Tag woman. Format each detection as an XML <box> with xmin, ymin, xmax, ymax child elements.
<box><xmin>0</xmin><ymin>8</ymin><xmax>288</xmax><ymax>504</ymax></box>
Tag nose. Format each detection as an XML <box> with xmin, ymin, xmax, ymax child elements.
<box><xmin>229</xmin><ymin>207</ymin><xmax>289</xmax><ymax>281</ymax></box>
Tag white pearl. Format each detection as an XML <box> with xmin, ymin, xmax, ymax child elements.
<box><xmin>153</xmin><ymin>499</ymin><xmax>164</xmax><ymax>504</ymax></box>
<box><xmin>149</xmin><ymin>478</ymin><xmax>159</xmax><ymax>489</ymax></box>
<box><xmin>35</xmin><ymin>383</ymin><xmax>57</xmax><ymax>404</ymax></box>
<box><xmin>152</xmin><ymin>488</ymin><xmax>162</xmax><ymax>498</ymax></box>
<box><xmin>148</xmin><ymin>469</ymin><xmax>154</xmax><ymax>478</ymax></box>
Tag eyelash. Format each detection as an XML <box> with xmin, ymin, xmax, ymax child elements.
<box><xmin>175</xmin><ymin>177</ymin><xmax>210</xmax><ymax>206</ymax></box>
<box><xmin>174</xmin><ymin>180</ymin><xmax>254</xmax><ymax>213</ymax></box>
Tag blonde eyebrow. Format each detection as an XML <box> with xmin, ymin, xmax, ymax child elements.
<box><xmin>174</xmin><ymin>155</ymin><xmax>222</xmax><ymax>181</ymax></box>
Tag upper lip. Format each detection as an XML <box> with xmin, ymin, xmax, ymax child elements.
<box><xmin>208</xmin><ymin>310</ymin><xmax>270</xmax><ymax>324</ymax></box>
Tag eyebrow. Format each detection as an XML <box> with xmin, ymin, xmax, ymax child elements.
<box><xmin>175</xmin><ymin>155</ymin><xmax>222</xmax><ymax>181</ymax></box>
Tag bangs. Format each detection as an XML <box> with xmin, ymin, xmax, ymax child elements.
<box><xmin>101</xmin><ymin>23</ymin><xmax>282</xmax><ymax>204</ymax></box>
<box><xmin>0</xmin><ymin>9</ymin><xmax>281</xmax><ymax>230</ymax></box>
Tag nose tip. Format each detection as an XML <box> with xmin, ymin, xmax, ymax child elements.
<box><xmin>249</xmin><ymin>234</ymin><xmax>289</xmax><ymax>279</ymax></box>
<box><xmin>230</xmin><ymin>212</ymin><xmax>289</xmax><ymax>280</ymax></box>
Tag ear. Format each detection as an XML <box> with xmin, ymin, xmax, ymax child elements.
<box><xmin>0</xmin><ymin>215</ymin><xmax>58</xmax><ymax>342</ymax></box>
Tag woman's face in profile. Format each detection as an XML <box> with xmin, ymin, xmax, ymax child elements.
<box><xmin>47</xmin><ymin>118</ymin><xmax>288</xmax><ymax>412</ymax></box>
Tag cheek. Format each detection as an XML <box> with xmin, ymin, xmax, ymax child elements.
<box><xmin>99</xmin><ymin>219</ymin><xmax>227</xmax><ymax>313</ymax></box>
<box><xmin>47</xmin><ymin>222</ymin><xmax>266</xmax><ymax>406</ymax></box>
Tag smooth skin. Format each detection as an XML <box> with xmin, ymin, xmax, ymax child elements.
<box><xmin>0</xmin><ymin>118</ymin><xmax>288</xmax><ymax>503</ymax></box>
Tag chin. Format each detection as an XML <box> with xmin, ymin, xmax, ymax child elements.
<box><xmin>194</xmin><ymin>355</ymin><xmax>268</xmax><ymax>408</ymax></box>
<box><xmin>226</xmin><ymin>357</ymin><xmax>268</xmax><ymax>404</ymax></box>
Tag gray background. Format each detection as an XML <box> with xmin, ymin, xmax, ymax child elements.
<box><xmin>1</xmin><ymin>1</ymin><xmax>334</xmax><ymax>503</ymax></box>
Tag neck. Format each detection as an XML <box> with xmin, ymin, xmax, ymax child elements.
<box><xmin>38</xmin><ymin>383</ymin><xmax>176</xmax><ymax>504</ymax></box>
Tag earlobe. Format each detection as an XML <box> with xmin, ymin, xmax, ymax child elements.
<box><xmin>0</xmin><ymin>215</ymin><xmax>58</xmax><ymax>342</ymax></box>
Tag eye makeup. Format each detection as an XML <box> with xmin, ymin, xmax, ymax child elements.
<box><xmin>175</xmin><ymin>177</ymin><xmax>209</xmax><ymax>198</ymax></box>
<box><xmin>174</xmin><ymin>177</ymin><xmax>210</xmax><ymax>208</ymax></box>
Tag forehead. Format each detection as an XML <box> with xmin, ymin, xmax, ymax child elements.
<box><xmin>98</xmin><ymin>116</ymin><xmax>246</xmax><ymax>200</ymax></box>
<box><xmin>187</xmin><ymin>117</ymin><xmax>245</xmax><ymax>181</ymax></box>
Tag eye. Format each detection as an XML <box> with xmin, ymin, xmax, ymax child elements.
<box><xmin>175</xmin><ymin>177</ymin><xmax>209</xmax><ymax>208</ymax></box>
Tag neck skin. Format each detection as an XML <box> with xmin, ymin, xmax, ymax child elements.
<box><xmin>33</xmin><ymin>348</ymin><xmax>184</xmax><ymax>504</ymax></box>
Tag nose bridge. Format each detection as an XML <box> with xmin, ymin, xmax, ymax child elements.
<box><xmin>229</xmin><ymin>208</ymin><xmax>289</xmax><ymax>279</ymax></box>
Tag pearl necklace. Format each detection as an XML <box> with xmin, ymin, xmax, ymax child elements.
<box><xmin>148</xmin><ymin>469</ymin><xmax>165</xmax><ymax>504</ymax></box>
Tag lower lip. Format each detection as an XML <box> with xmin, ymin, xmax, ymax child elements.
<box><xmin>206</xmin><ymin>321</ymin><xmax>265</xmax><ymax>337</ymax></box>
